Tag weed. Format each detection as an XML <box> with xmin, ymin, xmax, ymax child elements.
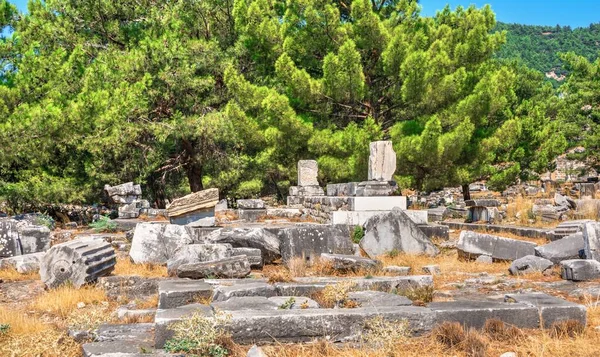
<box><xmin>279</xmin><ymin>297</ymin><xmax>296</xmax><ymax>310</ymax></box>
<box><xmin>164</xmin><ymin>311</ymin><xmax>231</xmax><ymax>356</ymax></box>
<box><xmin>387</xmin><ymin>249</ymin><xmax>401</xmax><ymax>258</ymax></box>
<box><xmin>0</xmin><ymin>324</ymin><xmax>9</xmax><ymax>335</ymax></box>
<box><xmin>362</xmin><ymin>316</ymin><xmax>411</xmax><ymax>352</ymax></box>
<box><xmin>266</xmin><ymin>269</ymin><xmax>295</xmax><ymax>284</ymax></box>
<box><xmin>312</xmin><ymin>281</ymin><xmax>357</xmax><ymax>308</ymax></box>
<box><xmin>365</xmin><ymin>274</ymin><xmax>374</xmax><ymax>279</ymax></box>
<box><xmin>399</xmin><ymin>285</ymin><xmax>434</xmax><ymax>305</ymax></box>
<box><xmin>352</xmin><ymin>226</ymin><xmax>364</xmax><ymax>244</ymax></box>
<box><xmin>462</xmin><ymin>329</ymin><xmax>488</xmax><ymax>357</ymax></box>
<box><xmin>89</xmin><ymin>215</ymin><xmax>117</xmax><ymax>233</ymax></box>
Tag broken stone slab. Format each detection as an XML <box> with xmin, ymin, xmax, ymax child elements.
<box><xmin>104</xmin><ymin>182</ymin><xmax>142</xmax><ymax>197</ymax></box>
<box><xmin>166</xmin><ymin>188</ymin><xmax>219</xmax><ymax>223</ymax></box>
<box><xmin>289</xmin><ymin>185</ymin><xmax>325</xmax><ymax>197</ymax></box>
<box><xmin>0</xmin><ymin>219</ymin><xmax>20</xmax><ymax>257</ymax></box>
<box><xmin>555</xmin><ymin>193</ymin><xmax>577</xmax><ymax>210</ymax></box>
<box><xmin>268</xmin><ymin>296</ymin><xmax>320</xmax><ymax>309</ymax></box>
<box><xmin>297</xmin><ymin>160</ymin><xmax>319</xmax><ymax>186</ymax></box>
<box><xmin>223</xmin><ymin>306</ymin><xmax>432</xmax><ymax>344</ymax></box>
<box><xmin>331</xmin><ymin>209</ymin><xmax>427</xmax><ymax>226</ymax></box>
<box><xmin>157</xmin><ymin>280</ymin><xmax>213</xmax><ymax>309</ymax></box>
<box><xmin>0</xmin><ymin>220</ymin><xmax>51</xmax><ymax>258</ymax></box>
<box><xmin>237</xmin><ymin>199</ymin><xmax>265</xmax><ymax>209</ymax></box>
<box><xmin>116</xmin><ymin>307</ymin><xmax>156</xmax><ymax>321</ymax></box>
<box><xmin>508</xmin><ymin>255</ymin><xmax>553</xmax><ymax>275</ymax></box>
<box><xmin>129</xmin><ymin>223</ymin><xmax>193</xmax><ymax>264</ymax></box>
<box><xmin>278</xmin><ymin>225</ymin><xmax>354</xmax><ymax>264</ymax></box>
<box><xmin>467</xmin><ymin>206</ymin><xmax>501</xmax><ymax>224</ymax></box>
<box><xmin>166</xmin><ymin>244</ymin><xmax>233</xmax><ymax>276</ymax></box>
<box><xmin>465</xmin><ymin>199</ymin><xmax>500</xmax><ymax>207</ymax></box>
<box><xmin>550</xmin><ymin>220</ymin><xmax>594</xmax><ymax>241</ymax></box>
<box><xmin>504</xmin><ymin>293</ymin><xmax>586</xmax><ymax>328</ymax></box>
<box><xmin>319</xmin><ymin>253</ymin><xmax>382</xmax><ymax>273</ymax></box>
<box><xmin>583</xmin><ymin>221</ymin><xmax>600</xmax><ymax>261</ymax></box>
<box><xmin>0</xmin><ymin>251</ymin><xmax>44</xmax><ymax>273</ymax></box>
<box><xmin>265</xmin><ymin>208</ymin><xmax>302</xmax><ymax>219</ymax></box>
<box><xmin>274</xmin><ymin>276</ymin><xmax>433</xmax><ymax>297</ymax></box>
<box><xmin>231</xmin><ymin>247</ymin><xmax>263</xmax><ymax>268</ymax></box>
<box><xmin>360</xmin><ymin>208</ymin><xmax>439</xmax><ymax>259</ymax></box>
<box><xmin>237</xmin><ymin>209</ymin><xmax>268</xmax><ymax>222</ymax></box>
<box><xmin>98</xmin><ymin>276</ymin><xmax>167</xmax><ymax>301</ymax></box>
<box><xmin>40</xmin><ymin>238</ymin><xmax>116</xmax><ymax>288</ymax></box>
<box><xmin>368</xmin><ymin>141</ymin><xmax>396</xmax><ymax>182</ymax></box>
<box><xmin>211</xmin><ymin>296</ymin><xmax>279</xmax><ymax>311</ymax></box>
<box><xmin>429</xmin><ymin>300</ymin><xmax>540</xmax><ymax>329</ymax></box>
<box><xmin>207</xmin><ymin>228</ymin><xmax>281</xmax><ymax>264</ymax></box>
<box><xmin>185</xmin><ymin>216</ymin><xmax>216</xmax><ymax>228</ymax></box>
<box><xmin>383</xmin><ymin>266</ymin><xmax>411</xmax><ymax>276</ymax></box>
<box><xmin>475</xmin><ymin>255</ymin><xmax>493</xmax><ymax>264</ymax></box>
<box><xmin>355</xmin><ymin>180</ymin><xmax>398</xmax><ymax>196</ymax></box>
<box><xmin>535</xmin><ymin>233</ymin><xmax>584</xmax><ymax>263</ymax></box>
<box><xmin>177</xmin><ymin>255</ymin><xmax>251</xmax><ymax>279</ymax></box>
<box><xmin>422</xmin><ymin>265</ymin><xmax>441</xmax><ymax>275</ymax></box>
<box><xmin>118</xmin><ymin>200</ymin><xmax>150</xmax><ymax>219</ymax></box>
<box><xmin>561</xmin><ymin>259</ymin><xmax>600</xmax><ymax>281</ymax></box>
<box><xmin>327</xmin><ymin>182</ymin><xmax>359</xmax><ymax>197</ymax></box>
<box><xmin>82</xmin><ymin>323</ymin><xmax>155</xmax><ymax>357</ymax></box>
<box><xmin>418</xmin><ymin>224</ymin><xmax>450</xmax><ymax>240</ymax></box>
<box><xmin>212</xmin><ymin>282</ymin><xmax>277</xmax><ymax>302</ymax></box>
<box><xmin>154</xmin><ymin>304</ymin><xmax>214</xmax><ymax>348</ymax></box>
<box><xmin>457</xmin><ymin>231</ymin><xmax>537</xmax><ymax>261</ymax></box>
<box><xmin>347</xmin><ymin>291</ymin><xmax>412</xmax><ymax>307</ymax></box>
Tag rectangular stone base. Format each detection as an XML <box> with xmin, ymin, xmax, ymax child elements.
<box><xmin>349</xmin><ymin>196</ymin><xmax>407</xmax><ymax>211</ymax></box>
<box><xmin>356</xmin><ymin>181</ymin><xmax>397</xmax><ymax>196</ymax></box>
<box><xmin>331</xmin><ymin>210</ymin><xmax>427</xmax><ymax>225</ymax></box>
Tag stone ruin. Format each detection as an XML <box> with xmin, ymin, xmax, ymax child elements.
<box><xmin>105</xmin><ymin>182</ymin><xmax>166</xmax><ymax>219</ymax></box>
<box><xmin>1</xmin><ymin>140</ymin><xmax>597</xmax><ymax>356</ymax></box>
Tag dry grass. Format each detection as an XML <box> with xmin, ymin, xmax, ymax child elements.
<box><xmin>112</xmin><ymin>257</ymin><xmax>167</xmax><ymax>277</ymax></box>
<box><xmin>0</xmin><ymin>307</ymin><xmax>80</xmax><ymax>357</ymax></box>
<box><xmin>135</xmin><ymin>294</ymin><xmax>159</xmax><ymax>309</ymax></box>
<box><xmin>311</xmin><ymin>281</ymin><xmax>357</xmax><ymax>308</ymax></box>
<box><xmin>29</xmin><ymin>285</ymin><xmax>108</xmax><ymax>318</ymax></box>
<box><xmin>266</xmin><ymin>268</ymin><xmax>295</xmax><ymax>283</ymax></box>
<box><xmin>0</xmin><ymin>267</ymin><xmax>40</xmax><ymax>282</ymax></box>
<box><xmin>287</xmin><ymin>257</ymin><xmax>308</xmax><ymax>277</ymax></box>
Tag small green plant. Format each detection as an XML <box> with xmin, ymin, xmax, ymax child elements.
<box><xmin>387</xmin><ymin>249</ymin><xmax>400</xmax><ymax>258</ymax></box>
<box><xmin>89</xmin><ymin>215</ymin><xmax>117</xmax><ymax>233</ymax></box>
<box><xmin>33</xmin><ymin>214</ymin><xmax>54</xmax><ymax>229</ymax></box>
<box><xmin>0</xmin><ymin>324</ymin><xmax>9</xmax><ymax>335</ymax></box>
<box><xmin>164</xmin><ymin>312</ymin><xmax>231</xmax><ymax>357</ymax></box>
<box><xmin>352</xmin><ymin>226</ymin><xmax>364</xmax><ymax>244</ymax></box>
<box><xmin>278</xmin><ymin>297</ymin><xmax>296</xmax><ymax>310</ymax></box>
<box><xmin>364</xmin><ymin>274</ymin><xmax>373</xmax><ymax>279</ymax></box>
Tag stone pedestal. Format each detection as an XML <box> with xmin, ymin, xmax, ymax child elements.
<box><xmin>298</xmin><ymin>160</ymin><xmax>319</xmax><ymax>186</ymax></box>
<box><xmin>355</xmin><ymin>181</ymin><xmax>397</xmax><ymax>196</ymax></box>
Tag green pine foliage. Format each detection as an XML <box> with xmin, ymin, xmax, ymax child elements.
<box><xmin>0</xmin><ymin>0</ymin><xmax>577</xmax><ymax>210</ymax></box>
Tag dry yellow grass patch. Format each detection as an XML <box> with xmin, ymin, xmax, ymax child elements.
<box><xmin>135</xmin><ymin>294</ymin><xmax>159</xmax><ymax>309</ymax></box>
<box><xmin>29</xmin><ymin>285</ymin><xmax>108</xmax><ymax>318</ymax></box>
<box><xmin>0</xmin><ymin>307</ymin><xmax>80</xmax><ymax>357</ymax></box>
<box><xmin>112</xmin><ymin>256</ymin><xmax>167</xmax><ymax>277</ymax></box>
<box><xmin>0</xmin><ymin>267</ymin><xmax>40</xmax><ymax>282</ymax></box>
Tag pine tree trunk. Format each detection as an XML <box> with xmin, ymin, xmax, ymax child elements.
<box><xmin>462</xmin><ymin>183</ymin><xmax>471</xmax><ymax>201</ymax></box>
<box><xmin>187</xmin><ymin>162</ymin><xmax>204</xmax><ymax>193</ymax></box>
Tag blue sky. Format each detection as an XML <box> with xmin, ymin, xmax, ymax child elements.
<box><xmin>8</xmin><ymin>0</ymin><xmax>600</xmax><ymax>28</ymax></box>
<box><xmin>421</xmin><ymin>0</ymin><xmax>600</xmax><ymax>28</ymax></box>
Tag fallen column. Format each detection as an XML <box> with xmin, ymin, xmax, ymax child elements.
<box><xmin>40</xmin><ymin>238</ymin><xmax>116</xmax><ymax>288</ymax></box>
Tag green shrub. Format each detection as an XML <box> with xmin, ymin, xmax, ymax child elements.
<box><xmin>278</xmin><ymin>297</ymin><xmax>296</xmax><ymax>310</ymax></box>
<box><xmin>352</xmin><ymin>226</ymin><xmax>364</xmax><ymax>244</ymax></box>
<box><xmin>0</xmin><ymin>324</ymin><xmax>9</xmax><ymax>335</ymax></box>
<box><xmin>387</xmin><ymin>249</ymin><xmax>400</xmax><ymax>258</ymax></box>
<box><xmin>164</xmin><ymin>312</ymin><xmax>230</xmax><ymax>357</ymax></box>
<box><xmin>89</xmin><ymin>216</ymin><xmax>117</xmax><ymax>233</ymax></box>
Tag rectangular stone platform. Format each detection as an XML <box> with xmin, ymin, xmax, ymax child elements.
<box><xmin>331</xmin><ymin>209</ymin><xmax>427</xmax><ymax>225</ymax></box>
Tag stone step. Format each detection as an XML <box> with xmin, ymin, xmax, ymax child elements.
<box><xmin>157</xmin><ymin>280</ymin><xmax>213</xmax><ymax>309</ymax></box>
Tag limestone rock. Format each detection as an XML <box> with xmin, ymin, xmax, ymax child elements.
<box><xmin>186</xmin><ymin>216</ymin><xmax>216</xmax><ymax>227</ymax></box>
<box><xmin>383</xmin><ymin>266</ymin><xmax>411</xmax><ymax>276</ymax></box>
<box><xmin>360</xmin><ymin>208</ymin><xmax>439</xmax><ymax>258</ymax></box>
<box><xmin>207</xmin><ymin>228</ymin><xmax>281</xmax><ymax>264</ymax></box>
<box><xmin>561</xmin><ymin>259</ymin><xmax>600</xmax><ymax>281</ymax></box>
<box><xmin>457</xmin><ymin>231</ymin><xmax>537</xmax><ymax>261</ymax></box>
<box><xmin>166</xmin><ymin>244</ymin><xmax>233</xmax><ymax>276</ymax></box>
<box><xmin>268</xmin><ymin>296</ymin><xmax>320</xmax><ymax>309</ymax></box>
<box><xmin>347</xmin><ymin>291</ymin><xmax>412</xmax><ymax>307</ymax></box>
<box><xmin>237</xmin><ymin>199</ymin><xmax>265</xmax><ymax>209</ymax></box>
<box><xmin>297</xmin><ymin>160</ymin><xmax>319</xmax><ymax>186</ymax></box>
<box><xmin>40</xmin><ymin>238</ymin><xmax>116</xmax><ymax>288</ymax></box>
<box><xmin>0</xmin><ymin>252</ymin><xmax>44</xmax><ymax>273</ymax></box>
<box><xmin>509</xmin><ymin>255</ymin><xmax>553</xmax><ymax>275</ymax></box>
<box><xmin>535</xmin><ymin>233</ymin><xmax>583</xmax><ymax>263</ymax></box>
<box><xmin>177</xmin><ymin>255</ymin><xmax>251</xmax><ymax>279</ymax></box>
<box><xmin>231</xmin><ymin>247</ymin><xmax>263</xmax><ymax>268</ymax></box>
<box><xmin>212</xmin><ymin>297</ymin><xmax>278</xmax><ymax>311</ymax></box>
<box><xmin>166</xmin><ymin>188</ymin><xmax>219</xmax><ymax>218</ymax></box>
<box><xmin>278</xmin><ymin>225</ymin><xmax>355</xmax><ymax>264</ymax></box>
<box><xmin>247</xmin><ymin>345</ymin><xmax>268</xmax><ymax>357</ymax></box>
<box><xmin>320</xmin><ymin>253</ymin><xmax>382</xmax><ymax>273</ymax></box>
<box><xmin>583</xmin><ymin>221</ymin><xmax>600</xmax><ymax>261</ymax></box>
<box><xmin>368</xmin><ymin>141</ymin><xmax>396</xmax><ymax>181</ymax></box>
<box><xmin>129</xmin><ymin>223</ymin><xmax>193</xmax><ymax>264</ymax></box>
